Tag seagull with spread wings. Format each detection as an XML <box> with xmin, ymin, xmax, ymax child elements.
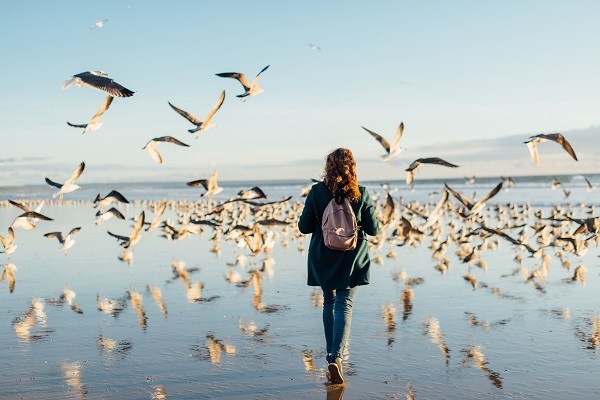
<box><xmin>62</xmin><ymin>71</ymin><xmax>134</xmax><ymax>97</ymax></box>
<box><xmin>44</xmin><ymin>227</ymin><xmax>81</xmax><ymax>254</ymax></box>
<box><xmin>95</xmin><ymin>208</ymin><xmax>126</xmax><ymax>225</ymax></box>
<box><xmin>187</xmin><ymin>171</ymin><xmax>223</xmax><ymax>197</ymax></box>
<box><xmin>216</xmin><ymin>65</ymin><xmax>269</xmax><ymax>98</ymax></box>
<box><xmin>45</xmin><ymin>161</ymin><xmax>85</xmax><ymax>199</ymax></box>
<box><xmin>168</xmin><ymin>90</ymin><xmax>226</xmax><ymax>137</ymax></box>
<box><xmin>67</xmin><ymin>95</ymin><xmax>114</xmax><ymax>134</ymax></box>
<box><xmin>445</xmin><ymin>182</ymin><xmax>503</xmax><ymax>218</ymax></box>
<box><xmin>108</xmin><ymin>211</ymin><xmax>145</xmax><ymax>248</ymax></box>
<box><xmin>142</xmin><ymin>136</ymin><xmax>189</xmax><ymax>164</ymax></box>
<box><xmin>94</xmin><ymin>190</ymin><xmax>129</xmax><ymax>209</ymax></box>
<box><xmin>0</xmin><ymin>227</ymin><xmax>17</xmax><ymax>256</ymax></box>
<box><xmin>524</xmin><ymin>133</ymin><xmax>578</xmax><ymax>165</ymax></box>
<box><xmin>362</xmin><ymin>122</ymin><xmax>405</xmax><ymax>163</ymax></box>
<box><xmin>405</xmin><ymin>158</ymin><xmax>459</xmax><ymax>185</ymax></box>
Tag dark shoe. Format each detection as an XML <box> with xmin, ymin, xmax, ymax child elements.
<box><xmin>328</xmin><ymin>357</ymin><xmax>344</xmax><ymax>384</ymax></box>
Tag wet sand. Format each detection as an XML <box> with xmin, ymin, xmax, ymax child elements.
<box><xmin>1</xmin><ymin>196</ymin><xmax>599</xmax><ymax>399</ymax></box>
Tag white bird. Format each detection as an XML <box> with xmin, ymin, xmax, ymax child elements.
<box><xmin>94</xmin><ymin>190</ymin><xmax>129</xmax><ymax>209</ymax></box>
<box><xmin>95</xmin><ymin>208</ymin><xmax>126</xmax><ymax>225</ymax></box>
<box><xmin>143</xmin><ymin>136</ymin><xmax>189</xmax><ymax>164</ymax></box>
<box><xmin>168</xmin><ymin>90</ymin><xmax>226</xmax><ymax>137</ymax></box>
<box><xmin>308</xmin><ymin>43</ymin><xmax>322</xmax><ymax>51</ymax></box>
<box><xmin>108</xmin><ymin>211</ymin><xmax>145</xmax><ymax>248</ymax></box>
<box><xmin>62</xmin><ymin>71</ymin><xmax>134</xmax><ymax>97</ymax></box>
<box><xmin>45</xmin><ymin>161</ymin><xmax>85</xmax><ymax>199</ymax></box>
<box><xmin>11</xmin><ymin>211</ymin><xmax>53</xmax><ymax>231</ymax></box>
<box><xmin>91</xmin><ymin>19</ymin><xmax>108</xmax><ymax>29</ymax></box>
<box><xmin>66</xmin><ymin>95</ymin><xmax>114</xmax><ymax>133</ymax></box>
<box><xmin>362</xmin><ymin>123</ymin><xmax>406</xmax><ymax>162</ymax></box>
<box><xmin>187</xmin><ymin>171</ymin><xmax>223</xmax><ymax>197</ymax></box>
<box><xmin>405</xmin><ymin>158</ymin><xmax>459</xmax><ymax>185</ymax></box>
<box><xmin>145</xmin><ymin>202</ymin><xmax>167</xmax><ymax>232</ymax></box>
<box><xmin>0</xmin><ymin>227</ymin><xmax>17</xmax><ymax>256</ymax></box>
<box><xmin>445</xmin><ymin>182</ymin><xmax>503</xmax><ymax>218</ymax></box>
<box><xmin>44</xmin><ymin>227</ymin><xmax>81</xmax><ymax>254</ymax></box>
<box><xmin>216</xmin><ymin>65</ymin><xmax>269</xmax><ymax>98</ymax></box>
<box><xmin>524</xmin><ymin>133</ymin><xmax>578</xmax><ymax>165</ymax></box>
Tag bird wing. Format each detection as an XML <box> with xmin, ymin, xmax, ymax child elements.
<box><xmin>549</xmin><ymin>133</ymin><xmax>578</xmax><ymax>161</ymax></box>
<box><xmin>130</xmin><ymin>211</ymin><xmax>145</xmax><ymax>237</ymax></box>
<box><xmin>157</xmin><ymin>136</ymin><xmax>190</xmax><ymax>147</ymax></box>
<box><xmin>106</xmin><ymin>207</ymin><xmax>125</xmax><ymax>220</ymax></box>
<box><xmin>44</xmin><ymin>231</ymin><xmax>65</xmax><ymax>244</ymax></box>
<box><xmin>106</xmin><ymin>190</ymin><xmax>129</xmax><ymax>203</ymax></box>
<box><xmin>382</xmin><ymin>193</ymin><xmax>394</xmax><ymax>225</ymax></box>
<box><xmin>45</xmin><ymin>177</ymin><xmax>63</xmax><ymax>189</ymax></box>
<box><xmin>256</xmin><ymin>65</ymin><xmax>270</xmax><ymax>77</ymax></box>
<box><xmin>390</xmin><ymin>122</ymin><xmax>404</xmax><ymax>150</ymax></box>
<box><xmin>405</xmin><ymin>170</ymin><xmax>414</xmax><ymax>185</ymax></box>
<box><xmin>584</xmin><ymin>176</ymin><xmax>594</xmax><ymax>189</ymax></box>
<box><xmin>66</xmin><ymin>121</ymin><xmax>88</xmax><ymax>129</ymax></box>
<box><xmin>168</xmin><ymin>101</ymin><xmax>201</xmax><ymax>125</ymax></box>
<box><xmin>66</xmin><ymin>162</ymin><xmax>86</xmax><ymax>184</ymax></box>
<box><xmin>76</xmin><ymin>72</ymin><xmax>135</xmax><ymax>97</ymax></box>
<box><xmin>68</xmin><ymin>227</ymin><xmax>82</xmax><ymax>236</ymax></box>
<box><xmin>7</xmin><ymin>227</ymin><xmax>15</xmax><ymax>243</ymax></box>
<box><xmin>204</xmin><ymin>90</ymin><xmax>226</xmax><ymax>122</ymax></box>
<box><xmin>144</xmin><ymin>142</ymin><xmax>163</xmax><ymax>164</ymax></box>
<box><xmin>444</xmin><ymin>183</ymin><xmax>472</xmax><ymax>208</ymax></box>
<box><xmin>525</xmin><ymin>141</ymin><xmax>540</xmax><ymax>165</ymax></box>
<box><xmin>215</xmin><ymin>72</ymin><xmax>251</xmax><ymax>91</ymax></box>
<box><xmin>478</xmin><ymin>182</ymin><xmax>504</xmax><ymax>204</ymax></box>
<box><xmin>8</xmin><ymin>200</ymin><xmax>30</xmax><ymax>212</ymax></box>
<box><xmin>405</xmin><ymin>159</ymin><xmax>421</xmax><ymax>172</ymax></box>
<box><xmin>423</xmin><ymin>190</ymin><xmax>449</xmax><ymax>228</ymax></box>
<box><xmin>421</xmin><ymin>158</ymin><xmax>459</xmax><ymax>168</ymax></box>
<box><xmin>187</xmin><ymin>179</ymin><xmax>209</xmax><ymax>190</ymax></box>
<box><xmin>107</xmin><ymin>231</ymin><xmax>129</xmax><ymax>242</ymax></box>
<box><xmin>361</xmin><ymin>126</ymin><xmax>390</xmax><ymax>153</ymax></box>
<box><xmin>21</xmin><ymin>211</ymin><xmax>53</xmax><ymax>221</ymax></box>
<box><xmin>89</xmin><ymin>95</ymin><xmax>114</xmax><ymax>124</ymax></box>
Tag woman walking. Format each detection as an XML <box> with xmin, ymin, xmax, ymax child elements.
<box><xmin>298</xmin><ymin>148</ymin><xmax>380</xmax><ymax>384</ymax></box>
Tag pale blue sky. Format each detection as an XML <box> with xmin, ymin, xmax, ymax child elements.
<box><xmin>2</xmin><ymin>1</ymin><xmax>600</xmax><ymax>185</ymax></box>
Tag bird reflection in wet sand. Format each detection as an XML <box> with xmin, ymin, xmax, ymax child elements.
<box><xmin>96</xmin><ymin>293</ymin><xmax>127</xmax><ymax>317</ymax></box>
<box><xmin>148</xmin><ymin>285</ymin><xmax>168</xmax><ymax>318</ymax></box>
<box><xmin>462</xmin><ymin>345</ymin><xmax>503</xmax><ymax>389</ymax></box>
<box><xmin>196</xmin><ymin>334</ymin><xmax>236</xmax><ymax>364</ymax></box>
<box><xmin>574</xmin><ymin>317</ymin><xmax>600</xmax><ymax>350</ymax></box>
<box><xmin>423</xmin><ymin>317</ymin><xmax>450</xmax><ymax>366</ymax></box>
<box><xmin>1</xmin><ymin>263</ymin><xmax>17</xmax><ymax>293</ymax></box>
<box><xmin>61</xmin><ymin>361</ymin><xmax>87</xmax><ymax>398</ymax></box>
<box><xmin>301</xmin><ymin>349</ymin><xmax>315</xmax><ymax>371</ymax></box>
<box><xmin>129</xmin><ymin>290</ymin><xmax>147</xmax><ymax>329</ymax></box>
<box><xmin>382</xmin><ymin>304</ymin><xmax>396</xmax><ymax>346</ymax></box>
<box><xmin>12</xmin><ymin>298</ymin><xmax>54</xmax><ymax>342</ymax></box>
<box><xmin>97</xmin><ymin>334</ymin><xmax>133</xmax><ymax>356</ymax></box>
<box><xmin>151</xmin><ymin>385</ymin><xmax>167</xmax><ymax>400</ymax></box>
<box><xmin>465</xmin><ymin>312</ymin><xmax>510</xmax><ymax>329</ymax></box>
<box><xmin>47</xmin><ymin>285</ymin><xmax>83</xmax><ymax>314</ymax></box>
<box><xmin>401</xmin><ymin>286</ymin><xmax>414</xmax><ymax>322</ymax></box>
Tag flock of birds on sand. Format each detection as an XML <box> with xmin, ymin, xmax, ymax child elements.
<box><xmin>1</xmin><ymin>37</ymin><xmax>599</xmax><ymax>399</ymax></box>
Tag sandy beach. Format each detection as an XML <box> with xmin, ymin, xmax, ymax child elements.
<box><xmin>1</xmin><ymin>180</ymin><xmax>599</xmax><ymax>399</ymax></box>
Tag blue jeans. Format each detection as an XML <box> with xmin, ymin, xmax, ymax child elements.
<box><xmin>322</xmin><ymin>287</ymin><xmax>356</xmax><ymax>360</ymax></box>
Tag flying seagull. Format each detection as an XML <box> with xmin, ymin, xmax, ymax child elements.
<box><xmin>142</xmin><ymin>136</ymin><xmax>189</xmax><ymax>164</ymax></box>
<box><xmin>0</xmin><ymin>227</ymin><xmax>17</xmax><ymax>256</ymax></box>
<box><xmin>405</xmin><ymin>158</ymin><xmax>459</xmax><ymax>185</ymax></box>
<box><xmin>308</xmin><ymin>43</ymin><xmax>321</xmax><ymax>51</ymax></box>
<box><xmin>108</xmin><ymin>211</ymin><xmax>145</xmax><ymax>248</ymax></box>
<box><xmin>67</xmin><ymin>95</ymin><xmax>114</xmax><ymax>133</ymax></box>
<box><xmin>168</xmin><ymin>90</ymin><xmax>226</xmax><ymax>137</ymax></box>
<box><xmin>62</xmin><ymin>71</ymin><xmax>135</xmax><ymax>97</ymax></box>
<box><xmin>45</xmin><ymin>161</ymin><xmax>85</xmax><ymax>199</ymax></box>
<box><xmin>95</xmin><ymin>207</ymin><xmax>126</xmax><ymax>225</ymax></box>
<box><xmin>91</xmin><ymin>19</ymin><xmax>108</xmax><ymax>29</ymax></box>
<box><xmin>584</xmin><ymin>176</ymin><xmax>596</xmax><ymax>192</ymax></box>
<box><xmin>94</xmin><ymin>190</ymin><xmax>129</xmax><ymax>209</ymax></box>
<box><xmin>44</xmin><ymin>227</ymin><xmax>82</xmax><ymax>254</ymax></box>
<box><xmin>216</xmin><ymin>65</ymin><xmax>269</xmax><ymax>98</ymax></box>
<box><xmin>10</xmin><ymin>211</ymin><xmax>53</xmax><ymax>230</ymax></box>
<box><xmin>445</xmin><ymin>182</ymin><xmax>503</xmax><ymax>218</ymax></box>
<box><xmin>361</xmin><ymin>123</ymin><xmax>405</xmax><ymax>162</ymax></box>
<box><xmin>187</xmin><ymin>170</ymin><xmax>223</xmax><ymax>197</ymax></box>
<box><xmin>524</xmin><ymin>133</ymin><xmax>578</xmax><ymax>165</ymax></box>
<box><xmin>237</xmin><ymin>186</ymin><xmax>267</xmax><ymax>200</ymax></box>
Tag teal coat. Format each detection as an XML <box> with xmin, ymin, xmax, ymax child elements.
<box><xmin>298</xmin><ymin>182</ymin><xmax>380</xmax><ymax>290</ymax></box>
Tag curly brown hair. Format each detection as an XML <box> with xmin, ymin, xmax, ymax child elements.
<box><xmin>323</xmin><ymin>148</ymin><xmax>361</xmax><ymax>202</ymax></box>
